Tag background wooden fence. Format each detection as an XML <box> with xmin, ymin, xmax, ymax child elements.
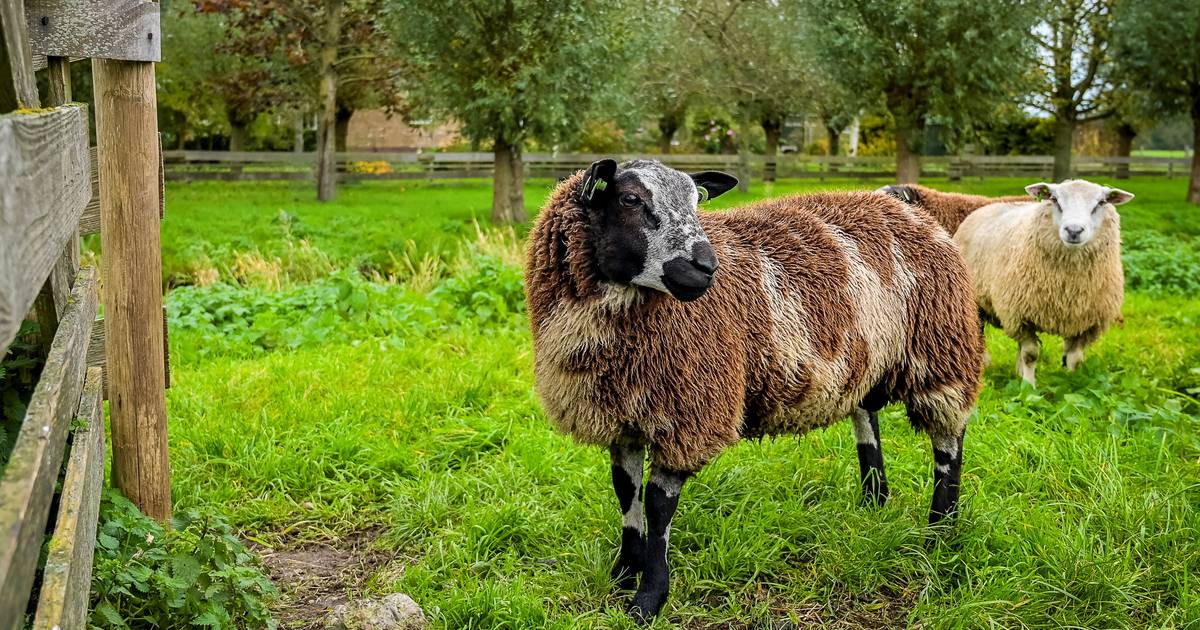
<box><xmin>0</xmin><ymin>0</ymin><xmax>168</xmax><ymax>627</ymax></box>
<box><xmin>159</xmin><ymin>150</ymin><xmax>1193</xmax><ymax>182</ymax></box>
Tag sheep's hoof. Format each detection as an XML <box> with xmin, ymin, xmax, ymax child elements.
<box><xmin>610</xmin><ymin>562</ymin><xmax>641</xmax><ymax>592</ymax></box>
<box><xmin>627</xmin><ymin>596</ymin><xmax>665</xmax><ymax>626</ymax></box>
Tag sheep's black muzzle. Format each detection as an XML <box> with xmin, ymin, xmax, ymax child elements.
<box><xmin>662</xmin><ymin>241</ymin><xmax>718</xmax><ymax>302</ymax></box>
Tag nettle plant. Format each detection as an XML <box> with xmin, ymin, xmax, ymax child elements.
<box><xmin>89</xmin><ymin>491</ymin><xmax>278</xmax><ymax>630</ymax></box>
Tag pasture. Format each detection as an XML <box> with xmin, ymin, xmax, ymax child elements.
<box><xmin>152</xmin><ymin>176</ymin><xmax>1200</xmax><ymax>628</ymax></box>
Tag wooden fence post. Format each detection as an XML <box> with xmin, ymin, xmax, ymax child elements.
<box><xmin>92</xmin><ymin>57</ymin><xmax>171</xmax><ymax>522</ymax></box>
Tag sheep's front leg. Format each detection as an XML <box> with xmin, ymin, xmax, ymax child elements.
<box><xmin>1013</xmin><ymin>329</ymin><xmax>1040</xmax><ymax>387</ymax></box>
<box><xmin>1063</xmin><ymin>326</ymin><xmax>1100</xmax><ymax>372</ymax></box>
<box><xmin>610</xmin><ymin>444</ymin><xmax>645</xmax><ymax>591</ymax></box>
<box><xmin>628</xmin><ymin>463</ymin><xmax>689</xmax><ymax>624</ymax></box>
<box><xmin>929</xmin><ymin>430</ymin><xmax>965</xmax><ymax>525</ymax></box>
<box><xmin>852</xmin><ymin>407</ymin><xmax>889</xmax><ymax>506</ymax></box>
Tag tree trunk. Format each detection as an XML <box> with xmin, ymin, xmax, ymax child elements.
<box><xmin>735</xmin><ymin>118</ymin><xmax>751</xmax><ymax>193</ymax></box>
<box><xmin>1114</xmin><ymin>123</ymin><xmax>1135</xmax><ymax>180</ymax></box>
<box><xmin>826</xmin><ymin>125</ymin><xmax>841</xmax><ymax>173</ymax></box>
<box><xmin>1053</xmin><ymin>117</ymin><xmax>1074</xmax><ymax>182</ymax></box>
<box><xmin>294</xmin><ymin>115</ymin><xmax>305</xmax><ymax>153</ymax></box>
<box><xmin>894</xmin><ymin>124</ymin><xmax>921</xmax><ymax>184</ymax></box>
<box><xmin>492</xmin><ymin>137</ymin><xmax>526</xmax><ymax>223</ymax></box>
<box><xmin>229</xmin><ymin>121</ymin><xmax>247</xmax><ymax>151</ymax></box>
<box><xmin>315</xmin><ymin>0</ymin><xmax>343</xmax><ymax>202</ymax></box>
<box><xmin>658</xmin><ymin>112</ymin><xmax>679</xmax><ymax>154</ymax></box>
<box><xmin>762</xmin><ymin>116</ymin><xmax>782</xmax><ymax>182</ymax></box>
<box><xmin>1189</xmin><ymin>104</ymin><xmax>1200</xmax><ymax>205</ymax></box>
<box><xmin>229</xmin><ymin>121</ymin><xmax>247</xmax><ymax>177</ymax></box>
<box><xmin>335</xmin><ymin>105</ymin><xmax>352</xmax><ymax>152</ymax></box>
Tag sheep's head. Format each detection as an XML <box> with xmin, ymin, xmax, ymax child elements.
<box><xmin>578</xmin><ymin>159</ymin><xmax>737</xmax><ymax>302</ymax></box>
<box><xmin>1025</xmin><ymin>179</ymin><xmax>1133</xmax><ymax>247</ymax></box>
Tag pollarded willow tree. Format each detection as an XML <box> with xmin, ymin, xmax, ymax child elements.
<box><xmin>389</xmin><ymin>1</ymin><xmax>639</xmax><ymax>224</ymax></box>
<box><xmin>1028</xmin><ymin>0</ymin><xmax>1117</xmax><ymax>182</ymax></box>
<box><xmin>198</xmin><ymin>0</ymin><xmax>404</xmax><ymax>201</ymax></box>
<box><xmin>1111</xmin><ymin>0</ymin><xmax>1200</xmax><ymax>204</ymax></box>
<box><xmin>636</xmin><ymin>1</ymin><xmax>710</xmax><ymax>155</ymax></box>
<box><xmin>799</xmin><ymin>0</ymin><xmax>1036</xmax><ymax>183</ymax></box>
<box><xmin>685</xmin><ymin>0</ymin><xmax>815</xmax><ymax>182</ymax></box>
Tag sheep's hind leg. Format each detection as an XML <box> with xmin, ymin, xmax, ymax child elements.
<box><xmin>628</xmin><ymin>462</ymin><xmax>690</xmax><ymax>624</ymax></box>
<box><xmin>1063</xmin><ymin>326</ymin><xmax>1100</xmax><ymax>372</ymax></box>
<box><xmin>1013</xmin><ymin>328</ymin><xmax>1040</xmax><ymax>387</ymax></box>
<box><xmin>852</xmin><ymin>407</ymin><xmax>889</xmax><ymax>507</ymax></box>
<box><xmin>609</xmin><ymin>444</ymin><xmax>645</xmax><ymax>591</ymax></box>
<box><xmin>929</xmin><ymin>430</ymin><xmax>965</xmax><ymax>526</ymax></box>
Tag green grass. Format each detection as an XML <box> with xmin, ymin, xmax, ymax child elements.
<box><xmin>159</xmin><ymin>176</ymin><xmax>1200</xmax><ymax>628</ymax></box>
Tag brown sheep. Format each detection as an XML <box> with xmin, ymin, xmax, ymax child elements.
<box><xmin>877</xmin><ymin>183</ymin><xmax>1031</xmax><ymax>234</ymax></box>
<box><xmin>525</xmin><ymin>159</ymin><xmax>982</xmax><ymax>622</ymax></box>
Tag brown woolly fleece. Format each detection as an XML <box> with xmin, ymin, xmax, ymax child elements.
<box><xmin>955</xmin><ymin>200</ymin><xmax>1124</xmax><ymax>340</ymax></box>
<box><xmin>898</xmin><ymin>185</ymin><xmax>1030</xmax><ymax>234</ymax></box>
<box><xmin>525</xmin><ymin>172</ymin><xmax>983</xmax><ymax>472</ymax></box>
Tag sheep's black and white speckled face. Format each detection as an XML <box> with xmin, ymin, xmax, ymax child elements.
<box><xmin>586</xmin><ymin>160</ymin><xmax>730</xmax><ymax>302</ymax></box>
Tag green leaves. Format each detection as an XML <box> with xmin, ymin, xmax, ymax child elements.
<box><xmin>1122</xmin><ymin>231</ymin><xmax>1200</xmax><ymax>296</ymax></box>
<box><xmin>89</xmin><ymin>490</ymin><xmax>279</xmax><ymax>630</ymax></box>
<box><xmin>389</xmin><ymin>0</ymin><xmax>641</xmax><ymax>147</ymax></box>
<box><xmin>799</xmin><ymin>0</ymin><xmax>1037</xmax><ymax>144</ymax></box>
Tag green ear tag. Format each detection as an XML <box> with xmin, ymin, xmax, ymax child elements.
<box><xmin>697</xmin><ymin>186</ymin><xmax>709</xmax><ymax>203</ymax></box>
<box><xmin>594</xmin><ymin>179</ymin><xmax>607</xmax><ymax>192</ymax></box>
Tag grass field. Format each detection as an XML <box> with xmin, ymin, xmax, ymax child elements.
<box><xmin>158</xmin><ymin>176</ymin><xmax>1200</xmax><ymax>629</ymax></box>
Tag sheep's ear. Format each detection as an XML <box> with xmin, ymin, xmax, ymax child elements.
<box><xmin>691</xmin><ymin>171</ymin><xmax>738</xmax><ymax>202</ymax></box>
<box><xmin>1106</xmin><ymin>187</ymin><xmax>1134</xmax><ymax>205</ymax></box>
<box><xmin>877</xmin><ymin>184</ymin><xmax>920</xmax><ymax>205</ymax></box>
<box><xmin>580</xmin><ymin>159</ymin><xmax>617</xmax><ymax>207</ymax></box>
<box><xmin>1025</xmin><ymin>182</ymin><xmax>1054</xmax><ymax>201</ymax></box>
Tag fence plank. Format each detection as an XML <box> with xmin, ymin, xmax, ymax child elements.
<box><xmin>31</xmin><ymin>367</ymin><xmax>104</xmax><ymax>630</ymax></box>
<box><xmin>24</xmin><ymin>0</ymin><xmax>160</xmax><ymax>62</ymax></box>
<box><xmin>0</xmin><ymin>104</ymin><xmax>91</xmax><ymax>352</ymax></box>
<box><xmin>0</xmin><ymin>0</ymin><xmax>38</xmax><ymax>110</ymax></box>
<box><xmin>0</xmin><ymin>268</ymin><xmax>97</xmax><ymax>629</ymax></box>
<box><xmin>153</xmin><ymin>150</ymin><xmax>1195</xmax><ymax>183</ymax></box>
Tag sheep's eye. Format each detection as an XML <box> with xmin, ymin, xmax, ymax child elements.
<box><xmin>1092</xmin><ymin>202</ymin><xmax>1103</xmax><ymax>214</ymax></box>
<box><xmin>620</xmin><ymin>193</ymin><xmax>640</xmax><ymax>207</ymax></box>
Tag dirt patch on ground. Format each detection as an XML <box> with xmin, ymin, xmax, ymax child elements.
<box><xmin>249</xmin><ymin>529</ymin><xmax>395</xmax><ymax>630</ymax></box>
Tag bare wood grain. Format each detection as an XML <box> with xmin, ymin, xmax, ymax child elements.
<box><xmin>0</xmin><ymin>0</ymin><xmax>38</xmax><ymax>110</ymax></box>
<box><xmin>0</xmin><ymin>104</ymin><xmax>91</xmax><ymax>352</ymax></box>
<box><xmin>25</xmin><ymin>0</ymin><xmax>160</xmax><ymax>62</ymax></box>
<box><xmin>0</xmin><ymin>268</ymin><xmax>97</xmax><ymax>629</ymax></box>
<box><xmin>84</xmin><ymin>308</ymin><xmax>170</xmax><ymax>399</ymax></box>
<box><xmin>31</xmin><ymin>367</ymin><xmax>104</xmax><ymax>630</ymax></box>
<box><xmin>94</xmin><ymin>57</ymin><xmax>171</xmax><ymax>521</ymax></box>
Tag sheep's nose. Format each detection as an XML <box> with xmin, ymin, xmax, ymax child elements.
<box><xmin>1064</xmin><ymin>225</ymin><xmax>1084</xmax><ymax>241</ymax></box>
<box><xmin>691</xmin><ymin>241</ymin><xmax>718</xmax><ymax>276</ymax></box>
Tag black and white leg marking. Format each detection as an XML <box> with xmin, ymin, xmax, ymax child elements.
<box><xmin>852</xmin><ymin>407</ymin><xmax>889</xmax><ymax>506</ymax></box>
<box><xmin>929</xmin><ymin>431</ymin><xmax>965</xmax><ymax>525</ymax></box>
<box><xmin>610</xmin><ymin>444</ymin><xmax>645</xmax><ymax>590</ymax></box>
<box><xmin>629</xmin><ymin>463</ymin><xmax>689</xmax><ymax>623</ymax></box>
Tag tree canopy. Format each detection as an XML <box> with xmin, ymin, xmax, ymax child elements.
<box><xmin>799</xmin><ymin>0</ymin><xmax>1036</xmax><ymax>181</ymax></box>
<box><xmin>389</xmin><ymin>0</ymin><xmax>640</xmax><ymax>221</ymax></box>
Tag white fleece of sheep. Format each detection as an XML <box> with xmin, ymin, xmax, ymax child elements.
<box><xmin>954</xmin><ymin>200</ymin><xmax>1123</xmax><ymax>339</ymax></box>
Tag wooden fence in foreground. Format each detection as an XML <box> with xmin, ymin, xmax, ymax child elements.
<box><xmin>159</xmin><ymin>150</ymin><xmax>1193</xmax><ymax>182</ymax></box>
<box><xmin>0</xmin><ymin>0</ymin><xmax>169</xmax><ymax>627</ymax></box>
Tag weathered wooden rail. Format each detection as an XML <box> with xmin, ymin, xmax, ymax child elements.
<box><xmin>0</xmin><ymin>0</ymin><xmax>168</xmax><ymax>626</ymax></box>
<box><xmin>158</xmin><ymin>150</ymin><xmax>1192</xmax><ymax>182</ymax></box>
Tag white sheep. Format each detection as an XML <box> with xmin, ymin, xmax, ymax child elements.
<box><xmin>953</xmin><ymin>179</ymin><xmax>1133</xmax><ymax>386</ymax></box>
